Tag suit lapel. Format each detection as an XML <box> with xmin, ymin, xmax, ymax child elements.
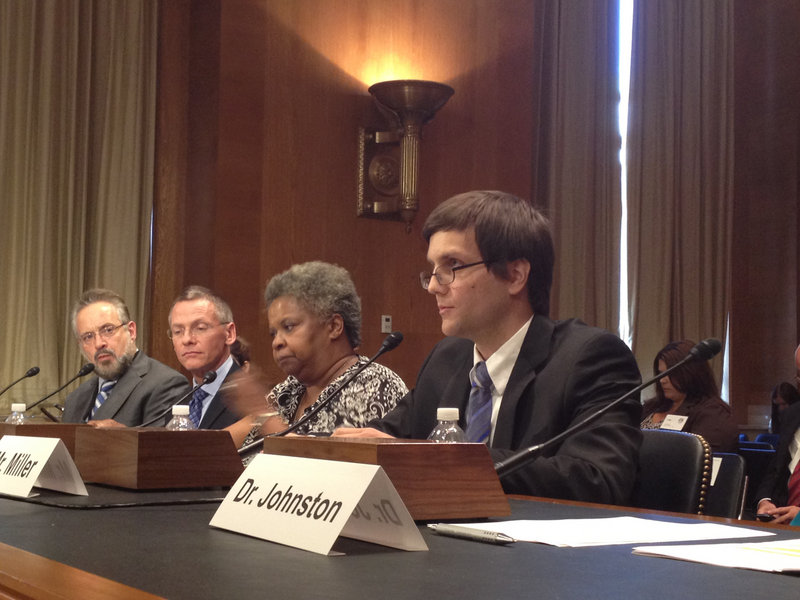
<box><xmin>442</xmin><ymin>350</ymin><xmax>474</xmax><ymax>419</ymax></box>
<box><xmin>199</xmin><ymin>363</ymin><xmax>239</xmax><ymax>429</ymax></box>
<box><xmin>77</xmin><ymin>378</ymin><xmax>100</xmax><ymax>422</ymax></box>
<box><xmin>492</xmin><ymin>315</ymin><xmax>554</xmax><ymax>447</ymax></box>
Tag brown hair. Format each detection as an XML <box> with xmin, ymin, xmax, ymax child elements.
<box><xmin>422</xmin><ymin>190</ymin><xmax>554</xmax><ymax>315</ymax></box>
<box><xmin>653</xmin><ymin>340</ymin><xmax>721</xmax><ymax>411</ymax></box>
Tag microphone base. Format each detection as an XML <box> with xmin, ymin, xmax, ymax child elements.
<box><xmin>262</xmin><ymin>436</ymin><xmax>510</xmax><ymax>521</ymax></box>
<box><xmin>0</xmin><ymin>422</ymin><xmax>84</xmax><ymax>459</ymax></box>
<box><xmin>74</xmin><ymin>428</ymin><xmax>243</xmax><ymax>489</ymax></box>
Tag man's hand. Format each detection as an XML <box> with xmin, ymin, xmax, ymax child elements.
<box><xmin>331</xmin><ymin>427</ymin><xmax>395</xmax><ymax>439</ymax></box>
<box><xmin>757</xmin><ymin>499</ymin><xmax>777</xmax><ymax>515</ymax></box>
<box><xmin>88</xmin><ymin>419</ymin><xmax>126</xmax><ymax>428</ymax></box>
<box><xmin>768</xmin><ymin>505</ymin><xmax>800</xmax><ymax>524</ymax></box>
<box><xmin>756</xmin><ymin>499</ymin><xmax>800</xmax><ymax>524</ymax></box>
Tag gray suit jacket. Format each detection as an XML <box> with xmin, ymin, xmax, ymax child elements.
<box><xmin>374</xmin><ymin>315</ymin><xmax>643</xmax><ymax>504</ymax></box>
<box><xmin>62</xmin><ymin>351</ymin><xmax>190</xmax><ymax>427</ymax></box>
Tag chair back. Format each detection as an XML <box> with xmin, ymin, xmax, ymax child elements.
<box><xmin>705</xmin><ymin>453</ymin><xmax>746</xmax><ymax>518</ymax></box>
<box><xmin>631</xmin><ymin>429</ymin><xmax>711</xmax><ymax>514</ymax></box>
<box><xmin>754</xmin><ymin>433</ymin><xmax>779</xmax><ymax>449</ymax></box>
<box><xmin>738</xmin><ymin>440</ymin><xmax>773</xmax><ymax>450</ymax></box>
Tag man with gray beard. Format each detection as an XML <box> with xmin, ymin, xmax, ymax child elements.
<box><xmin>62</xmin><ymin>289</ymin><xmax>190</xmax><ymax>427</ymax></box>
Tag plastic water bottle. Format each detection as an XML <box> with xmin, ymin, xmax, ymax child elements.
<box><xmin>166</xmin><ymin>405</ymin><xmax>196</xmax><ymax>431</ymax></box>
<box><xmin>5</xmin><ymin>403</ymin><xmax>27</xmax><ymax>425</ymax></box>
<box><xmin>427</xmin><ymin>407</ymin><xmax>466</xmax><ymax>443</ymax></box>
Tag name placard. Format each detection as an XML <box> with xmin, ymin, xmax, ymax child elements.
<box><xmin>210</xmin><ymin>454</ymin><xmax>427</xmax><ymax>555</ymax></box>
<box><xmin>660</xmin><ymin>414</ymin><xmax>688</xmax><ymax>431</ymax></box>
<box><xmin>0</xmin><ymin>435</ymin><xmax>87</xmax><ymax>497</ymax></box>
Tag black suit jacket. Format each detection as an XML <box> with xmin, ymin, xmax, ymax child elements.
<box><xmin>373</xmin><ymin>316</ymin><xmax>643</xmax><ymax>504</ymax></box>
<box><xmin>63</xmin><ymin>351</ymin><xmax>190</xmax><ymax>426</ymax></box>
<box><xmin>756</xmin><ymin>401</ymin><xmax>800</xmax><ymax>506</ymax></box>
<box><xmin>197</xmin><ymin>362</ymin><xmax>241</xmax><ymax>430</ymax></box>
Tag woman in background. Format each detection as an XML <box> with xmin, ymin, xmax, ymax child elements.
<box><xmin>641</xmin><ymin>339</ymin><xmax>737</xmax><ymax>452</ymax></box>
<box><xmin>227</xmin><ymin>261</ymin><xmax>407</xmax><ymax>447</ymax></box>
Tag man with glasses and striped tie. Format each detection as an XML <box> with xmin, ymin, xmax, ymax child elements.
<box><xmin>335</xmin><ymin>190</ymin><xmax>642</xmax><ymax>505</ymax></box>
<box><xmin>63</xmin><ymin>289</ymin><xmax>190</xmax><ymax>427</ymax></box>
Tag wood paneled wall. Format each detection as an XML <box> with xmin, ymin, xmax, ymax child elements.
<box><xmin>730</xmin><ymin>0</ymin><xmax>800</xmax><ymax>425</ymax></box>
<box><xmin>150</xmin><ymin>0</ymin><xmax>537</xmax><ymax>387</ymax></box>
<box><xmin>151</xmin><ymin>0</ymin><xmax>800</xmax><ymax>429</ymax></box>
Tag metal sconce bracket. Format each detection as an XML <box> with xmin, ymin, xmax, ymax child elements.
<box><xmin>356</xmin><ymin>80</ymin><xmax>454</xmax><ymax>227</ymax></box>
<box><xmin>357</xmin><ymin>127</ymin><xmax>404</xmax><ymax>220</ymax></box>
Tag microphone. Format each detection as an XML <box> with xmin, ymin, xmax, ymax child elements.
<box><xmin>25</xmin><ymin>364</ymin><xmax>95</xmax><ymax>412</ymax></box>
<box><xmin>238</xmin><ymin>331</ymin><xmax>404</xmax><ymax>457</ymax></box>
<box><xmin>138</xmin><ymin>370</ymin><xmax>217</xmax><ymax>428</ymax></box>
<box><xmin>0</xmin><ymin>366</ymin><xmax>40</xmax><ymax>398</ymax></box>
<box><xmin>493</xmin><ymin>337</ymin><xmax>723</xmax><ymax>480</ymax></box>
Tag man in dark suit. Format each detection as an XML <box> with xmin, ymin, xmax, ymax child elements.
<box><xmin>63</xmin><ymin>289</ymin><xmax>190</xmax><ymax>427</ymax></box>
<box><xmin>168</xmin><ymin>286</ymin><xmax>241</xmax><ymax>429</ymax></box>
<box><xmin>756</xmin><ymin>345</ymin><xmax>800</xmax><ymax>524</ymax></box>
<box><xmin>334</xmin><ymin>191</ymin><xmax>642</xmax><ymax>505</ymax></box>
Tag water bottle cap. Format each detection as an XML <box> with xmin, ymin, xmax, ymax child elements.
<box><xmin>436</xmin><ymin>407</ymin><xmax>459</xmax><ymax>421</ymax></box>
<box><xmin>10</xmin><ymin>403</ymin><xmax>26</xmax><ymax>412</ymax></box>
<box><xmin>172</xmin><ymin>405</ymin><xmax>190</xmax><ymax>416</ymax></box>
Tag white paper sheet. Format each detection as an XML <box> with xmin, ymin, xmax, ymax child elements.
<box><xmin>632</xmin><ymin>537</ymin><xmax>800</xmax><ymax>573</ymax></box>
<box><xmin>455</xmin><ymin>516</ymin><xmax>774</xmax><ymax>547</ymax></box>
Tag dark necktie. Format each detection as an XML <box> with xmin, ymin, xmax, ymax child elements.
<box><xmin>465</xmin><ymin>361</ymin><xmax>493</xmax><ymax>443</ymax></box>
<box><xmin>189</xmin><ymin>388</ymin><xmax>209</xmax><ymax>428</ymax></box>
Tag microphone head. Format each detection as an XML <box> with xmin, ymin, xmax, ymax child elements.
<box><xmin>25</xmin><ymin>366</ymin><xmax>40</xmax><ymax>378</ymax></box>
<box><xmin>381</xmin><ymin>331</ymin><xmax>404</xmax><ymax>352</ymax></box>
<box><xmin>202</xmin><ymin>371</ymin><xmax>217</xmax><ymax>384</ymax></box>
<box><xmin>689</xmin><ymin>338</ymin><xmax>722</xmax><ymax>361</ymax></box>
<box><xmin>78</xmin><ymin>363</ymin><xmax>96</xmax><ymax>376</ymax></box>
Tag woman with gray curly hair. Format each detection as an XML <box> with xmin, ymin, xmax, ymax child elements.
<box><xmin>232</xmin><ymin>261</ymin><xmax>406</xmax><ymax>446</ymax></box>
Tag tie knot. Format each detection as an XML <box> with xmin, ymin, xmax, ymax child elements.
<box><xmin>100</xmin><ymin>380</ymin><xmax>116</xmax><ymax>393</ymax></box>
<box><xmin>192</xmin><ymin>388</ymin><xmax>209</xmax><ymax>403</ymax></box>
<box><xmin>471</xmin><ymin>361</ymin><xmax>492</xmax><ymax>390</ymax></box>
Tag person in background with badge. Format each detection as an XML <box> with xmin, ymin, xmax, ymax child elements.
<box><xmin>640</xmin><ymin>339</ymin><xmax>737</xmax><ymax>452</ymax></box>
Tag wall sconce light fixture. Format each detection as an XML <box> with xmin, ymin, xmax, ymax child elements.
<box><xmin>357</xmin><ymin>79</ymin><xmax>454</xmax><ymax>226</ymax></box>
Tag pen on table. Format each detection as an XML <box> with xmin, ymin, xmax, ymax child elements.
<box><xmin>428</xmin><ymin>523</ymin><xmax>515</xmax><ymax>545</ymax></box>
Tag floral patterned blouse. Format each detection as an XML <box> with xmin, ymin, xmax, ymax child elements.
<box><xmin>242</xmin><ymin>356</ymin><xmax>407</xmax><ymax>449</ymax></box>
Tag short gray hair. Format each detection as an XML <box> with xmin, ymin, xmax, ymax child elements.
<box><xmin>169</xmin><ymin>285</ymin><xmax>234</xmax><ymax>325</ymax></box>
<box><xmin>265</xmin><ymin>261</ymin><xmax>362</xmax><ymax>348</ymax></box>
<box><xmin>71</xmin><ymin>288</ymin><xmax>131</xmax><ymax>336</ymax></box>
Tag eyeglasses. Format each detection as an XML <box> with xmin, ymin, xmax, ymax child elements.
<box><xmin>167</xmin><ymin>322</ymin><xmax>230</xmax><ymax>340</ymax></box>
<box><xmin>419</xmin><ymin>260</ymin><xmax>488</xmax><ymax>290</ymax></box>
<box><xmin>78</xmin><ymin>322</ymin><xmax>128</xmax><ymax>345</ymax></box>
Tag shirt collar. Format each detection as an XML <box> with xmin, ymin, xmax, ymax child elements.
<box><xmin>196</xmin><ymin>354</ymin><xmax>234</xmax><ymax>398</ymax></box>
<box><xmin>472</xmin><ymin>316</ymin><xmax>532</xmax><ymax>397</ymax></box>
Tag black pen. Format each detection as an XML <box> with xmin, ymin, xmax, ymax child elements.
<box><xmin>428</xmin><ymin>523</ymin><xmax>515</xmax><ymax>545</ymax></box>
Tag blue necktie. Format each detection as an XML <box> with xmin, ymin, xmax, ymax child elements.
<box><xmin>189</xmin><ymin>388</ymin><xmax>208</xmax><ymax>428</ymax></box>
<box><xmin>91</xmin><ymin>380</ymin><xmax>117</xmax><ymax>418</ymax></box>
<box><xmin>465</xmin><ymin>361</ymin><xmax>493</xmax><ymax>443</ymax></box>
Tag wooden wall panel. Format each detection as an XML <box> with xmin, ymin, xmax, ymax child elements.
<box><xmin>154</xmin><ymin>0</ymin><xmax>537</xmax><ymax>386</ymax></box>
<box><xmin>152</xmin><ymin>0</ymin><xmax>800</xmax><ymax>434</ymax></box>
<box><xmin>730</xmin><ymin>0</ymin><xmax>800</xmax><ymax>426</ymax></box>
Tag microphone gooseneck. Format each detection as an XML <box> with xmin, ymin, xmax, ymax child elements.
<box><xmin>0</xmin><ymin>366</ymin><xmax>41</xmax><ymax>398</ymax></box>
<box><xmin>493</xmin><ymin>337</ymin><xmax>722</xmax><ymax>480</ymax></box>
<box><xmin>238</xmin><ymin>331</ymin><xmax>404</xmax><ymax>458</ymax></box>
<box><xmin>138</xmin><ymin>370</ymin><xmax>218</xmax><ymax>428</ymax></box>
<box><xmin>25</xmin><ymin>364</ymin><xmax>95</xmax><ymax>411</ymax></box>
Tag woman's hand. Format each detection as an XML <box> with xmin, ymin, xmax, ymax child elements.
<box><xmin>331</xmin><ymin>427</ymin><xmax>395</xmax><ymax>439</ymax></box>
